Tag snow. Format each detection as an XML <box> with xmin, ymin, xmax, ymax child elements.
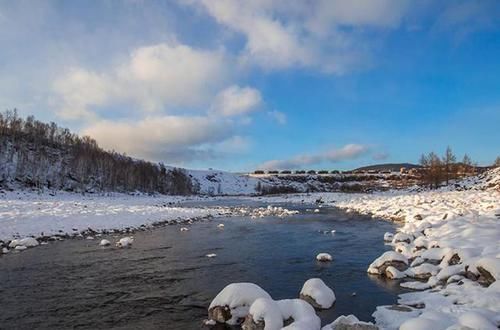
<box><xmin>248</xmin><ymin>298</ymin><xmax>283</xmax><ymax>330</ymax></box>
<box><xmin>99</xmin><ymin>239</ymin><xmax>110</xmax><ymax>246</ymax></box>
<box><xmin>385</xmin><ymin>266</ymin><xmax>407</xmax><ymax>279</ymax></box>
<box><xmin>299</xmin><ymin>278</ymin><xmax>336</xmax><ymax>309</ymax></box>
<box><xmin>208</xmin><ymin>283</ymin><xmax>272</xmax><ymax>325</ymax></box>
<box><xmin>367</xmin><ymin>251</ymin><xmax>408</xmax><ymax>275</ymax></box>
<box><xmin>316</xmin><ymin>253</ymin><xmax>332</xmax><ymax>262</ymax></box>
<box><xmin>116</xmin><ymin>237</ymin><xmax>133</xmax><ymax>248</ymax></box>
<box><xmin>0</xmin><ymin>191</ymin><xmax>218</xmax><ymax>242</ymax></box>
<box><xmin>8</xmin><ymin>237</ymin><xmax>39</xmax><ymax>248</ymax></box>
<box><xmin>473</xmin><ymin>257</ymin><xmax>500</xmax><ymax>281</ymax></box>
<box><xmin>322</xmin><ymin>314</ymin><xmax>376</xmax><ymax>330</ymax></box>
<box><xmin>278</xmin><ymin>299</ymin><xmax>321</xmax><ymax>330</ymax></box>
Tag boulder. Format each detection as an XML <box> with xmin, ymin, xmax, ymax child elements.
<box><xmin>477</xmin><ymin>266</ymin><xmax>496</xmax><ymax>286</ymax></box>
<box><xmin>208</xmin><ymin>305</ymin><xmax>232</xmax><ymax>323</ymax></box>
<box><xmin>299</xmin><ymin>278</ymin><xmax>336</xmax><ymax>309</ymax></box>
<box><xmin>208</xmin><ymin>283</ymin><xmax>272</xmax><ymax>325</ymax></box>
<box><xmin>322</xmin><ymin>315</ymin><xmax>378</xmax><ymax>330</ymax></box>
<box><xmin>368</xmin><ymin>251</ymin><xmax>408</xmax><ymax>275</ymax></box>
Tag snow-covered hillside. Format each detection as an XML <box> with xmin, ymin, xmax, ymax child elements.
<box><xmin>187</xmin><ymin>169</ymin><xmax>260</xmax><ymax>195</ymax></box>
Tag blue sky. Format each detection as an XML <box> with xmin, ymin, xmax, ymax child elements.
<box><xmin>0</xmin><ymin>0</ymin><xmax>499</xmax><ymax>171</ymax></box>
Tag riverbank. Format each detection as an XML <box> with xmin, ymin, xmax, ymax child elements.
<box><xmin>252</xmin><ymin>171</ymin><xmax>500</xmax><ymax>329</ymax></box>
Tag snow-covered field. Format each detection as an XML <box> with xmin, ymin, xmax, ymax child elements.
<box><xmin>0</xmin><ymin>191</ymin><xmax>220</xmax><ymax>242</ymax></box>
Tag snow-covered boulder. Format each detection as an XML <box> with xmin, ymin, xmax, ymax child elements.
<box><xmin>392</xmin><ymin>232</ymin><xmax>413</xmax><ymax>244</ymax></box>
<box><xmin>400</xmin><ymin>311</ymin><xmax>456</xmax><ymax>330</ymax></box>
<box><xmin>367</xmin><ymin>251</ymin><xmax>408</xmax><ymax>275</ymax></box>
<box><xmin>116</xmin><ymin>237</ymin><xmax>133</xmax><ymax>248</ymax></box>
<box><xmin>208</xmin><ymin>283</ymin><xmax>272</xmax><ymax>325</ymax></box>
<box><xmin>242</xmin><ymin>298</ymin><xmax>283</xmax><ymax>330</ymax></box>
<box><xmin>385</xmin><ymin>266</ymin><xmax>407</xmax><ymax>279</ymax></box>
<box><xmin>316</xmin><ymin>253</ymin><xmax>333</xmax><ymax>262</ymax></box>
<box><xmin>455</xmin><ymin>311</ymin><xmax>497</xmax><ymax>329</ymax></box>
<box><xmin>278</xmin><ymin>299</ymin><xmax>321</xmax><ymax>330</ymax></box>
<box><xmin>9</xmin><ymin>237</ymin><xmax>39</xmax><ymax>248</ymax></box>
<box><xmin>406</xmin><ymin>263</ymin><xmax>440</xmax><ymax>280</ymax></box>
<box><xmin>299</xmin><ymin>278</ymin><xmax>336</xmax><ymax>309</ymax></box>
<box><xmin>383</xmin><ymin>232</ymin><xmax>394</xmax><ymax>242</ymax></box>
<box><xmin>99</xmin><ymin>239</ymin><xmax>111</xmax><ymax>246</ymax></box>
<box><xmin>473</xmin><ymin>257</ymin><xmax>500</xmax><ymax>286</ymax></box>
<box><xmin>322</xmin><ymin>314</ymin><xmax>378</xmax><ymax>330</ymax></box>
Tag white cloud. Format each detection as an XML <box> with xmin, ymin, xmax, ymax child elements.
<box><xmin>259</xmin><ymin>144</ymin><xmax>369</xmax><ymax>169</ymax></box>
<box><xmin>193</xmin><ymin>0</ymin><xmax>412</xmax><ymax>73</ymax></box>
<box><xmin>267</xmin><ymin>110</ymin><xmax>287</xmax><ymax>125</ymax></box>
<box><xmin>82</xmin><ymin>115</ymin><xmax>234</xmax><ymax>162</ymax></box>
<box><xmin>53</xmin><ymin>42</ymin><xmax>229</xmax><ymax>119</ymax></box>
<box><xmin>372</xmin><ymin>151</ymin><xmax>389</xmax><ymax>161</ymax></box>
<box><xmin>211</xmin><ymin>85</ymin><xmax>262</xmax><ymax>116</ymax></box>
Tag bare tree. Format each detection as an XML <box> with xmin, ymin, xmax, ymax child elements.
<box><xmin>442</xmin><ymin>146</ymin><xmax>456</xmax><ymax>185</ymax></box>
<box><xmin>494</xmin><ymin>156</ymin><xmax>500</xmax><ymax>167</ymax></box>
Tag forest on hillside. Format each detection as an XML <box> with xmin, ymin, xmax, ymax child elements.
<box><xmin>0</xmin><ymin>110</ymin><xmax>194</xmax><ymax>194</ymax></box>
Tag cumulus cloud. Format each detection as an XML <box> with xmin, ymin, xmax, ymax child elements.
<box><xmin>259</xmin><ymin>144</ymin><xmax>369</xmax><ymax>169</ymax></box>
<box><xmin>211</xmin><ymin>85</ymin><xmax>262</xmax><ymax>116</ymax></box>
<box><xmin>53</xmin><ymin>42</ymin><xmax>229</xmax><ymax>119</ymax></box>
<box><xmin>82</xmin><ymin>115</ymin><xmax>235</xmax><ymax>163</ymax></box>
<box><xmin>192</xmin><ymin>0</ymin><xmax>411</xmax><ymax>73</ymax></box>
<box><xmin>267</xmin><ymin>110</ymin><xmax>287</xmax><ymax>125</ymax></box>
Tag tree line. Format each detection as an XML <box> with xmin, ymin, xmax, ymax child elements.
<box><xmin>0</xmin><ymin>109</ymin><xmax>194</xmax><ymax>194</ymax></box>
<box><xmin>418</xmin><ymin>146</ymin><xmax>498</xmax><ymax>189</ymax></box>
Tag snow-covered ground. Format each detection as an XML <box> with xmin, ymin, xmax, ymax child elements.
<box><xmin>0</xmin><ymin>191</ymin><xmax>220</xmax><ymax>242</ymax></box>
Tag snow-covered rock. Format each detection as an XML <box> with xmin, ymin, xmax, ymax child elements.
<box><xmin>385</xmin><ymin>266</ymin><xmax>407</xmax><ymax>279</ymax></box>
<box><xmin>208</xmin><ymin>283</ymin><xmax>272</xmax><ymax>325</ymax></box>
<box><xmin>367</xmin><ymin>251</ymin><xmax>408</xmax><ymax>275</ymax></box>
<box><xmin>9</xmin><ymin>237</ymin><xmax>39</xmax><ymax>248</ymax></box>
<box><xmin>406</xmin><ymin>263</ymin><xmax>439</xmax><ymax>280</ymax></box>
<box><xmin>322</xmin><ymin>314</ymin><xmax>377</xmax><ymax>330</ymax></box>
<box><xmin>316</xmin><ymin>253</ymin><xmax>333</xmax><ymax>262</ymax></box>
<box><xmin>299</xmin><ymin>278</ymin><xmax>335</xmax><ymax>309</ymax></box>
<box><xmin>116</xmin><ymin>237</ymin><xmax>133</xmax><ymax>248</ymax></box>
<box><xmin>277</xmin><ymin>299</ymin><xmax>321</xmax><ymax>330</ymax></box>
<box><xmin>99</xmin><ymin>239</ymin><xmax>111</xmax><ymax>246</ymax></box>
<box><xmin>242</xmin><ymin>298</ymin><xmax>283</xmax><ymax>330</ymax></box>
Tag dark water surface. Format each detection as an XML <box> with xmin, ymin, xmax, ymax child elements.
<box><xmin>0</xmin><ymin>201</ymin><xmax>402</xmax><ymax>329</ymax></box>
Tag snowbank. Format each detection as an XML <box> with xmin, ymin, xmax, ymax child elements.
<box><xmin>0</xmin><ymin>191</ymin><xmax>218</xmax><ymax>242</ymax></box>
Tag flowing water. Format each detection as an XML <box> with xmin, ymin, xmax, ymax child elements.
<box><xmin>0</xmin><ymin>201</ymin><xmax>403</xmax><ymax>329</ymax></box>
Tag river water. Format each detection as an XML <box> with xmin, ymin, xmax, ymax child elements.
<box><xmin>0</xmin><ymin>201</ymin><xmax>403</xmax><ymax>329</ymax></box>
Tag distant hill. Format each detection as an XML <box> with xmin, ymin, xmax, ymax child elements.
<box><xmin>354</xmin><ymin>163</ymin><xmax>422</xmax><ymax>172</ymax></box>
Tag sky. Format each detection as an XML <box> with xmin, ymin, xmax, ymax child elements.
<box><xmin>0</xmin><ymin>0</ymin><xmax>499</xmax><ymax>171</ymax></box>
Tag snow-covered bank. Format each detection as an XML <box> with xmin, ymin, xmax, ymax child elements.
<box><xmin>252</xmin><ymin>169</ymin><xmax>500</xmax><ymax>329</ymax></box>
<box><xmin>0</xmin><ymin>191</ymin><xmax>221</xmax><ymax>243</ymax></box>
